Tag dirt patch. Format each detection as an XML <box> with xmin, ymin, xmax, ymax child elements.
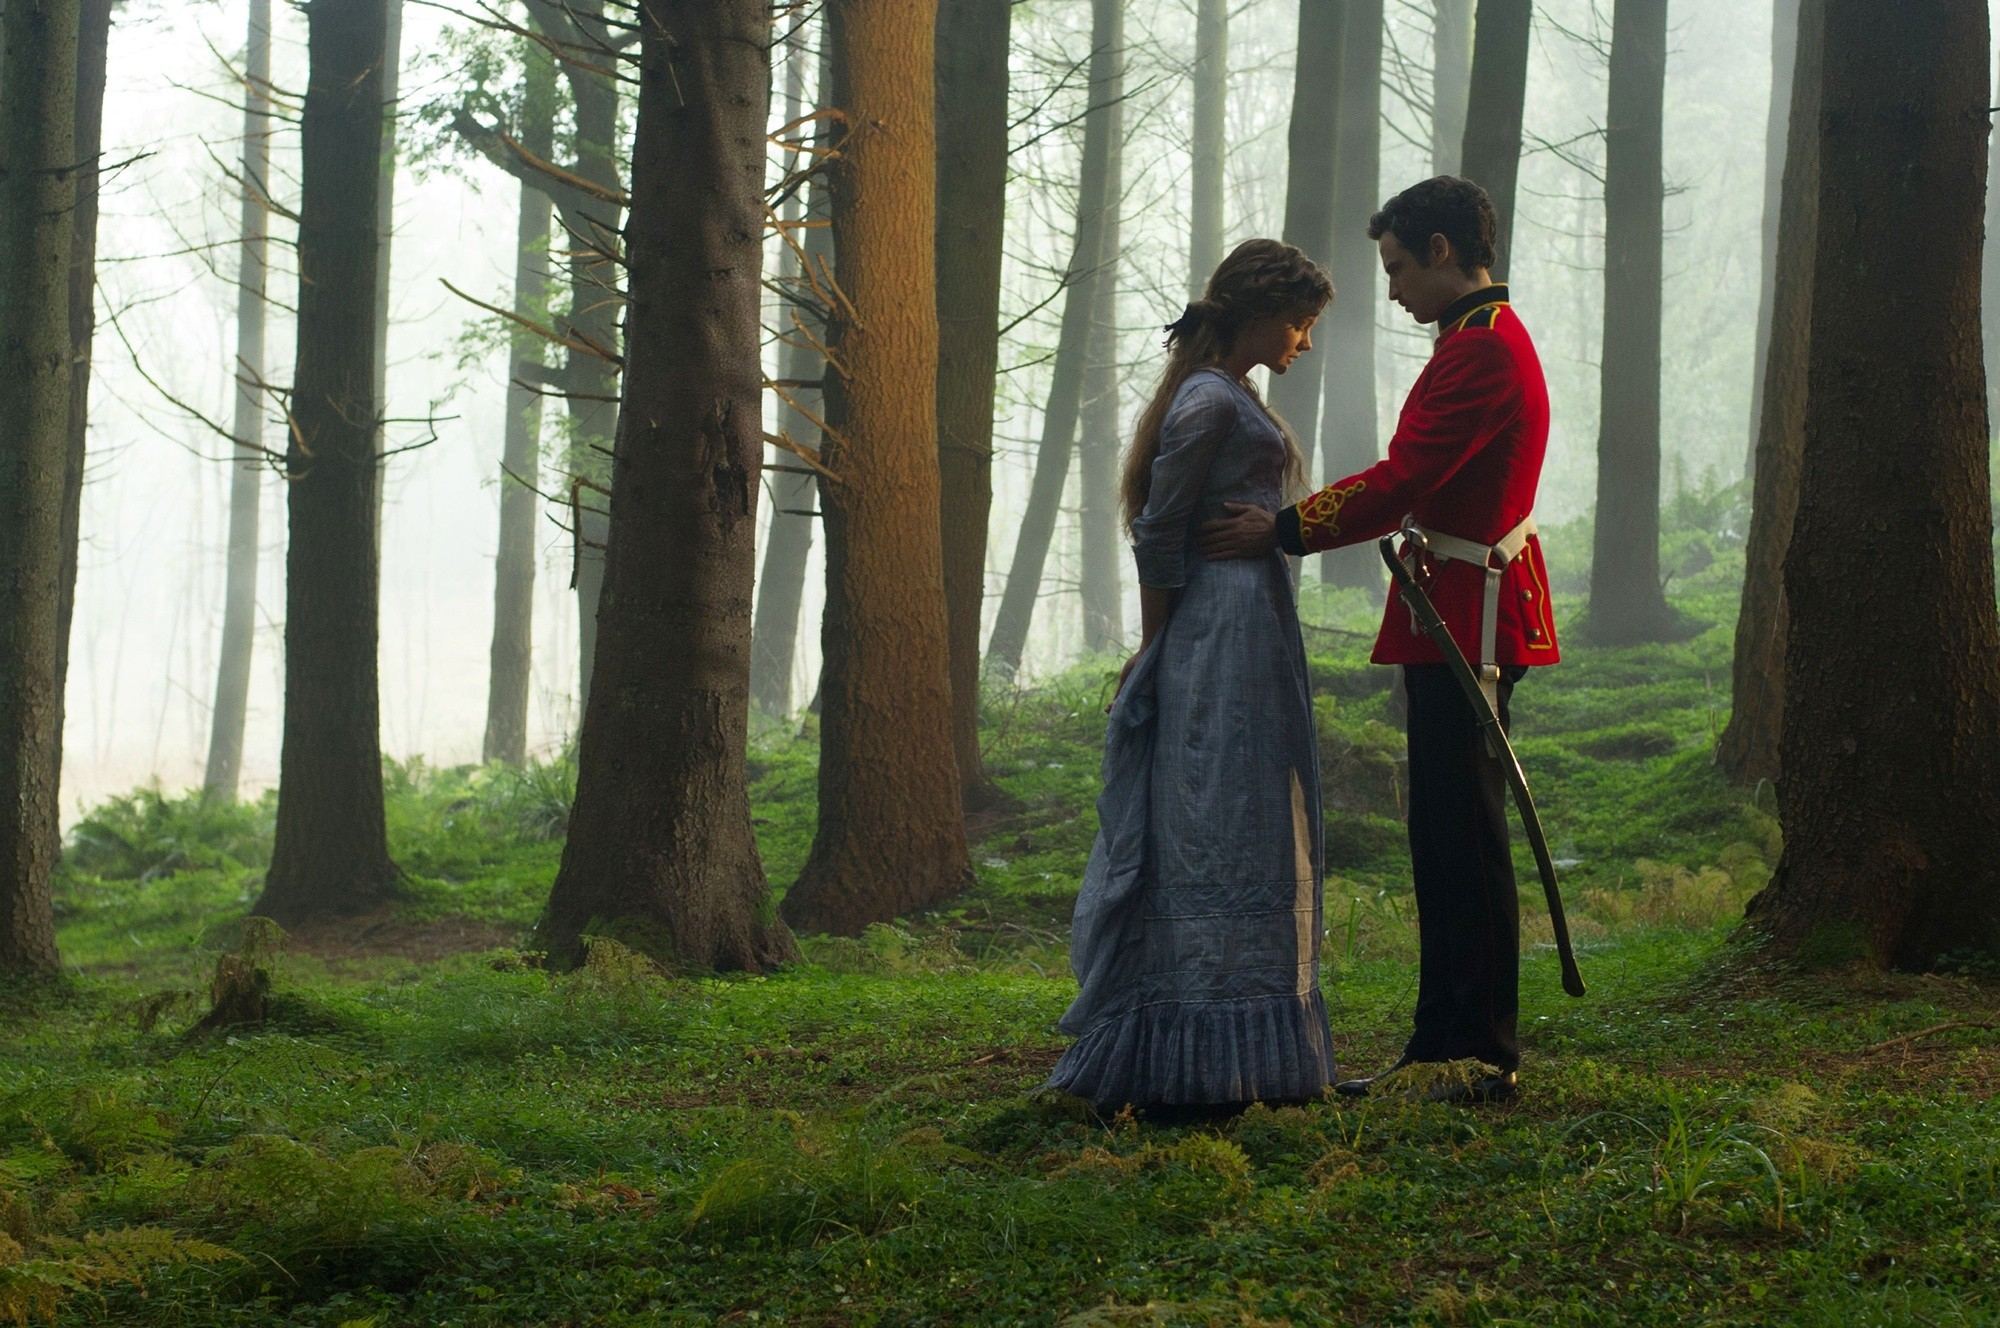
<box><xmin>1833</xmin><ymin>1031</ymin><xmax>1999</xmax><ymax>1101</ymax></box>
<box><xmin>284</xmin><ymin>908</ymin><xmax>525</xmax><ymax>968</ymax></box>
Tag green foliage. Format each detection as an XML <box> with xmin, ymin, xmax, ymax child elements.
<box><xmin>468</xmin><ymin>749</ymin><xmax>577</xmax><ymax>843</ymax></box>
<box><xmin>0</xmin><ymin>1224</ymin><xmax>237</xmax><ymax>1327</ymax></box>
<box><xmin>1576</xmin><ymin>1108</ymin><xmax>1784</xmax><ymax>1233</ymax></box>
<box><xmin>183</xmin><ymin>1134</ymin><xmax>437</xmax><ymax>1255</ymax></box>
<box><xmin>686</xmin><ymin>1120</ymin><xmax>935</xmax><ymax>1243</ymax></box>
<box><xmin>0</xmin><ymin>932</ymin><xmax>1993</xmax><ymax>1324</ymax></box>
<box><xmin>63</xmin><ymin>787</ymin><xmax>274</xmax><ymax>882</ymax></box>
<box><xmin>1577</xmin><ymin>856</ymin><xmax>1765</xmax><ymax>933</ymax></box>
<box><xmin>35</xmin><ymin>1088</ymin><xmax>173</xmax><ymax>1173</ymax></box>
<box><xmin>11</xmin><ymin>495</ymin><xmax>1996</xmax><ymax>1323</ymax></box>
<box><xmin>799</xmin><ymin>923</ymin><xmax>971</xmax><ymax>976</ymax></box>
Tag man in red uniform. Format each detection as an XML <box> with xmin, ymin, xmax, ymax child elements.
<box><xmin>1198</xmin><ymin>176</ymin><xmax>1557</xmax><ymax>1103</ymax></box>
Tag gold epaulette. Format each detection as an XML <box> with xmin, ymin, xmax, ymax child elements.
<box><xmin>1451</xmin><ymin>301</ymin><xmax>1508</xmax><ymax>333</ymax></box>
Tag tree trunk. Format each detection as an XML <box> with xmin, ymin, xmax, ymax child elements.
<box><xmin>782</xmin><ymin>0</ymin><xmax>972</xmax><ymax>935</ymax></box>
<box><xmin>1431</xmin><ymin>0</ymin><xmax>1474</xmax><ymax>174</ymax></box>
<box><xmin>1984</xmin><ymin>33</ymin><xmax>2000</xmax><ymax>433</ymax></box>
<box><xmin>1078</xmin><ymin>0</ymin><xmax>1125</xmax><ymax>654</ymax></box>
<box><xmin>1459</xmin><ymin>0</ymin><xmax>1529</xmax><ymax>279</ymax></box>
<box><xmin>1189</xmin><ymin>0</ymin><xmax>1227</xmax><ymax>295</ymax></box>
<box><xmin>254</xmin><ymin>0</ymin><xmax>399</xmax><ymax>928</ymax></box>
<box><xmin>1746</xmin><ymin>0</ymin><xmax>2000</xmax><ymax>969</ymax></box>
<box><xmin>537</xmin><ymin>0</ymin><xmax>797</xmax><ymax>973</ymax></box>
<box><xmin>1716</xmin><ymin>0</ymin><xmax>1818</xmax><ymax>788</ymax></box>
<box><xmin>51</xmin><ymin>0</ymin><xmax>114</xmax><ymax>847</ymax></box>
<box><xmin>935</xmin><ymin>0</ymin><xmax>1011</xmax><ymax>801</ymax></box>
<box><xmin>1268</xmin><ymin>0</ymin><xmax>1343</xmax><ymax>466</ymax></box>
<box><xmin>204</xmin><ymin>0</ymin><xmax>274</xmax><ymax>800</ymax></box>
<box><xmin>482</xmin><ymin>43</ymin><xmax>555</xmax><ymax>768</ymax></box>
<box><xmin>750</xmin><ymin>31</ymin><xmax>824</xmax><ymax>718</ymax></box>
<box><xmin>0</xmin><ymin>0</ymin><xmax>78</xmax><ymax>976</ymax></box>
<box><xmin>1744</xmin><ymin>0</ymin><xmax>1799</xmax><ymax>483</ymax></box>
<box><xmin>205</xmin><ymin>0</ymin><xmax>274</xmax><ymax>804</ymax></box>
<box><xmin>1319</xmin><ymin>0</ymin><xmax>1382</xmax><ymax>591</ymax></box>
<box><xmin>524</xmin><ymin>0</ymin><xmax>623</xmax><ymax>722</ymax></box>
<box><xmin>566</xmin><ymin>7</ymin><xmax>621</xmax><ymax>726</ymax></box>
<box><xmin>985</xmin><ymin>0</ymin><xmax>1124</xmax><ymax>680</ymax></box>
<box><xmin>1584</xmin><ymin>0</ymin><xmax>1677</xmax><ymax>645</ymax></box>
<box><xmin>370</xmin><ymin>0</ymin><xmax>402</xmax><ymax>560</ymax></box>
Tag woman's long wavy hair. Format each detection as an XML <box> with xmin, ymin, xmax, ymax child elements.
<box><xmin>1120</xmin><ymin>238</ymin><xmax>1334</xmax><ymax>534</ymax></box>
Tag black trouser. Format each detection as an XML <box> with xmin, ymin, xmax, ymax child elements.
<box><xmin>1400</xmin><ymin>662</ymin><xmax>1526</xmax><ymax>1073</ymax></box>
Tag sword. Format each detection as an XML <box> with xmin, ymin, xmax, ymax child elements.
<box><xmin>1379</xmin><ymin>530</ymin><xmax>1586</xmax><ymax>998</ymax></box>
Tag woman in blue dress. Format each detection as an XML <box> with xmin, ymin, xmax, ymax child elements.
<box><xmin>1048</xmin><ymin>239</ymin><xmax>1337</xmax><ymax>1114</ymax></box>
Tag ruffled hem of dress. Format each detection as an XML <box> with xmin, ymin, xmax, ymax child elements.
<box><xmin>1045</xmin><ymin>987</ymin><xmax>1335</xmax><ymax>1110</ymax></box>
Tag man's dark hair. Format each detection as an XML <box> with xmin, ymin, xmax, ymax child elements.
<box><xmin>1367</xmin><ymin>176</ymin><xmax>1498</xmax><ymax>274</ymax></box>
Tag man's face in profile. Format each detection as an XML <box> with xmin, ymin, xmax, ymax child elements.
<box><xmin>1378</xmin><ymin>232</ymin><xmax>1460</xmax><ymax>325</ymax></box>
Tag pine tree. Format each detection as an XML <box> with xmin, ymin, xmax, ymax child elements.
<box><xmin>254</xmin><ymin>0</ymin><xmax>400</xmax><ymax>928</ymax></box>
<box><xmin>783</xmin><ymin>0</ymin><xmax>973</xmax><ymax>934</ymax></box>
<box><xmin>1746</xmin><ymin>0</ymin><xmax>2000</xmax><ymax>968</ymax></box>
<box><xmin>537</xmin><ymin>0</ymin><xmax>796</xmax><ymax>971</ymax></box>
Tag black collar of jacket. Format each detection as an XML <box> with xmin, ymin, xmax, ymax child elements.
<box><xmin>1436</xmin><ymin>284</ymin><xmax>1509</xmax><ymax>335</ymax></box>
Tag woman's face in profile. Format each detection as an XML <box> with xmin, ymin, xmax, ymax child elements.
<box><xmin>1240</xmin><ymin>312</ymin><xmax>1319</xmax><ymax>376</ymax></box>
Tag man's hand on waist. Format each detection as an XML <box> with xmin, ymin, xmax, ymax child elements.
<box><xmin>1197</xmin><ymin>502</ymin><xmax>1278</xmax><ymax>560</ymax></box>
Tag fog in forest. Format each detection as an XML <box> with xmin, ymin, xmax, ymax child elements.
<box><xmin>60</xmin><ymin>0</ymin><xmax>1905</xmax><ymax>819</ymax></box>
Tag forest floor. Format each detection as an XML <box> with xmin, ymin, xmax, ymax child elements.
<box><xmin>4</xmin><ymin>502</ymin><xmax>1997</xmax><ymax>1326</ymax></box>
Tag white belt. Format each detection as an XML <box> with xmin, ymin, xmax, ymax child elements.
<box><xmin>1403</xmin><ymin>514</ymin><xmax>1537</xmax><ymax>712</ymax></box>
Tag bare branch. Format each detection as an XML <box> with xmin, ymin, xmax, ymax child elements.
<box><xmin>449</xmin><ymin>105</ymin><xmax>629</xmax><ymax>214</ymax></box>
<box><xmin>763</xmin><ymin>429</ymin><xmax>840</xmax><ymax>484</ymax></box>
<box><xmin>441</xmin><ymin>276</ymin><xmax>624</xmax><ymax>367</ymax></box>
<box><xmin>100</xmin><ymin>295</ymin><xmax>288</xmax><ymax>468</ymax></box>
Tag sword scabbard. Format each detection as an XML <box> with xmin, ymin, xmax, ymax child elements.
<box><xmin>1377</xmin><ymin>535</ymin><xmax>1586</xmax><ymax>999</ymax></box>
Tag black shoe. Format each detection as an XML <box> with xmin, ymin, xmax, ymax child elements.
<box><xmin>1332</xmin><ymin>1057</ymin><xmax>1415</xmax><ymax>1098</ymax></box>
<box><xmin>1424</xmin><ymin>1069</ymin><xmax>1518</xmax><ymax>1105</ymax></box>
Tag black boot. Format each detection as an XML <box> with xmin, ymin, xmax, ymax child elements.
<box><xmin>1332</xmin><ymin>1057</ymin><xmax>1415</xmax><ymax>1098</ymax></box>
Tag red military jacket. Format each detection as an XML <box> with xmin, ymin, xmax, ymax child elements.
<box><xmin>1275</xmin><ymin>284</ymin><xmax>1560</xmax><ymax>667</ymax></box>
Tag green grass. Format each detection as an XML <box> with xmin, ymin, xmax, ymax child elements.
<box><xmin>4</xmin><ymin>503</ymin><xmax>1996</xmax><ymax>1325</ymax></box>
<box><xmin>4</xmin><ymin>932</ymin><xmax>1995</xmax><ymax>1325</ymax></box>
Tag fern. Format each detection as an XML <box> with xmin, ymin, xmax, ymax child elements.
<box><xmin>62</xmin><ymin>787</ymin><xmax>275</xmax><ymax>881</ymax></box>
<box><xmin>0</xmin><ymin>1225</ymin><xmax>237</xmax><ymax>1326</ymax></box>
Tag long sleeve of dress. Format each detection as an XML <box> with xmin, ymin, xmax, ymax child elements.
<box><xmin>1130</xmin><ymin>374</ymin><xmax>1239</xmax><ymax>588</ymax></box>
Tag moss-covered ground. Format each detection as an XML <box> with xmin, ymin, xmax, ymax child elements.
<box><xmin>4</xmin><ymin>501</ymin><xmax>1995</xmax><ymax>1326</ymax></box>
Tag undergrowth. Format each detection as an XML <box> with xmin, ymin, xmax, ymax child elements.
<box><xmin>6</xmin><ymin>493</ymin><xmax>1995</xmax><ymax>1324</ymax></box>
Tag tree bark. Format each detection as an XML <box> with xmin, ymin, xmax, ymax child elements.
<box><xmin>1746</xmin><ymin>0</ymin><xmax>2000</xmax><ymax>969</ymax></box>
<box><xmin>1189</xmin><ymin>0</ymin><xmax>1228</xmax><ymax>296</ymax></box>
<box><xmin>482</xmin><ymin>44</ymin><xmax>555</xmax><ymax>767</ymax></box>
<box><xmin>51</xmin><ymin>0</ymin><xmax>114</xmax><ymax>846</ymax></box>
<box><xmin>985</xmin><ymin>0</ymin><xmax>1124</xmax><ymax>680</ymax></box>
<box><xmin>1984</xmin><ymin>31</ymin><xmax>2000</xmax><ymax>433</ymax></box>
<box><xmin>204</xmin><ymin>0</ymin><xmax>273</xmax><ymax>804</ymax></box>
<box><xmin>1431</xmin><ymin>0</ymin><xmax>1474</xmax><ymax>174</ymax></box>
<box><xmin>1744</xmin><ymin>0</ymin><xmax>1799</xmax><ymax>482</ymax></box>
<box><xmin>782</xmin><ymin>0</ymin><xmax>972</xmax><ymax>935</ymax></box>
<box><xmin>1716</xmin><ymin>0</ymin><xmax>1818</xmax><ymax>788</ymax></box>
<box><xmin>1267</xmin><ymin>0</ymin><xmax>1344</xmax><ymax>476</ymax></box>
<box><xmin>1078</xmin><ymin>0</ymin><xmax>1126</xmax><ymax>654</ymax></box>
<box><xmin>750</xmin><ymin>30</ymin><xmax>824</xmax><ymax>718</ymax></box>
<box><xmin>1319</xmin><ymin>0</ymin><xmax>1382</xmax><ymax>591</ymax></box>
<box><xmin>537</xmin><ymin>0</ymin><xmax>796</xmax><ymax>973</ymax></box>
<box><xmin>370</xmin><ymin>0</ymin><xmax>402</xmax><ymax>559</ymax></box>
<box><xmin>934</xmin><ymin>0</ymin><xmax>1011</xmax><ymax>801</ymax></box>
<box><xmin>1459</xmin><ymin>0</ymin><xmax>1529</xmax><ymax>279</ymax></box>
<box><xmin>0</xmin><ymin>0</ymin><xmax>78</xmax><ymax>976</ymax></box>
<box><xmin>254</xmin><ymin>0</ymin><xmax>399</xmax><ymax>928</ymax></box>
<box><xmin>522</xmin><ymin>0</ymin><xmax>623</xmax><ymax>722</ymax></box>
<box><xmin>1584</xmin><ymin>0</ymin><xmax>1677</xmax><ymax>645</ymax></box>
